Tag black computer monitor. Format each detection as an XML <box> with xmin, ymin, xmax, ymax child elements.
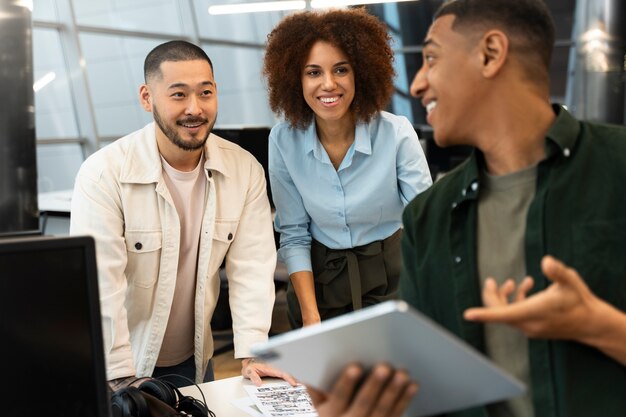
<box><xmin>0</xmin><ymin>235</ymin><xmax>110</xmax><ymax>416</ymax></box>
<box><xmin>213</xmin><ymin>127</ymin><xmax>273</xmax><ymax>206</ymax></box>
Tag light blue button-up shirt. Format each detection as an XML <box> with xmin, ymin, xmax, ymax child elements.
<box><xmin>269</xmin><ymin>111</ymin><xmax>432</xmax><ymax>275</ymax></box>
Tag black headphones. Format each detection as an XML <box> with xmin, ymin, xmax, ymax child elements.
<box><xmin>111</xmin><ymin>377</ymin><xmax>215</xmax><ymax>417</ymax></box>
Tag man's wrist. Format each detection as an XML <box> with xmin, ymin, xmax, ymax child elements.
<box><xmin>582</xmin><ymin>298</ymin><xmax>621</xmax><ymax>347</ymax></box>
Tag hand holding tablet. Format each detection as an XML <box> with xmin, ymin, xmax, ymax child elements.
<box><xmin>252</xmin><ymin>301</ymin><xmax>525</xmax><ymax>417</ymax></box>
<box><xmin>308</xmin><ymin>363</ymin><xmax>418</xmax><ymax>417</ymax></box>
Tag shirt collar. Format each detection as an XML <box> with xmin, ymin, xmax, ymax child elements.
<box><xmin>354</xmin><ymin>122</ymin><xmax>372</xmax><ymax>155</ymax></box>
<box><xmin>452</xmin><ymin>104</ymin><xmax>579</xmax><ymax>208</ymax></box>
<box><xmin>203</xmin><ymin>133</ymin><xmax>231</xmax><ymax>178</ymax></box>
<box><xmin>304</xmin><ymin>119</ymin><xmax>372</xmax><ymax>161</ymax></box>
<box><xmin>121</xmin><ymin>123</ymin><xmax>229</xmax><ymax>183</ymax></box>
<box><xmin>543</xmin><ymin>104</ymin><xmax>580</xmax><ymax>159</ymax></box>
<box><xmin>452</xmin><ymin>151</ymin><xmax>482</xmax><ymax>208</ymax></box>
<box><xmin>120</xmin><ymin>123</ymin><xmax>162</xmax><ymax>184</ymax></box>
<box><xmin>304</xmin><ymin>122</ymin><xmax>320</xmax><ymax>158</ymax></box>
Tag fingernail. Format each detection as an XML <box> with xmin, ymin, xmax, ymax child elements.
<box><xmin>393</xmin><ymin>371</ymin><xmax>409</xmax><ymax>386</ymax></box>
<box><xmin>346</xmin><ymin>365</ymin><xmax>362</xmax><ymax>379</ymax></box>
<box><xmin>374</xmin><ymin>365</ymin><xmax>391</xmax><ymax>380</ymax></box>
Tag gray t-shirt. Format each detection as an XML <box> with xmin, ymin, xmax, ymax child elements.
<box><xmin>477</xmin><ymin>164</ymin><xmax>537</xmax><ymax>417</ymax></box>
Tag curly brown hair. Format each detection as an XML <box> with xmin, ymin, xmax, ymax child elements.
<box><xmin>263</xmin><ymin>8</ymin><xmax>395</xmax><ymax>129</ymax></box>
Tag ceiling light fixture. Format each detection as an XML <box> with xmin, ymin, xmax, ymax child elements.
<box><xmin>33</xmin><ymin>72</ymin><xmax>56</xmax><ymax>93</ymax></box>
<box><xmin>16</xmin><ymin>0</ymin><xmax>34</xmax><ymax>11</ymax></box>
<box><xmin>208</xmin><ymin>0</ymin><xmax>306</xmax><ymax>15</ymax></box>
<box><xmin>311</xmin><ymin>0</ymin><xmax>416</xmax><ymax>8</ymax></box>
<box><xmin>208</xmin><ymin>0</ymin><xmax>418</xmax><ymax>15</ymax></box>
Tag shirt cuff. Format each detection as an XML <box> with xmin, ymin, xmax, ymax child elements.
<box><xmin>106</xmin><ymin>352</ymin><xmax>136</xmax><ymax>381</ymax></box>
<box><xmin>233</xmin><ymin>333</ymin><xmax>270</xmax><ymax>359</ymax></box>
<box><xmin>279</xmin><ymin>247</ymin><xmax>312</xmax><ymax>275</ymax></box>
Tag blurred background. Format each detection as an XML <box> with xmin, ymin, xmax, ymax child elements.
<box><xmin>1</xmin><ymin>0</ymin><xmax>624</xmax><ymax>378</ymax></box>
<box><xmin>23</xmin><ymin>0</ymin><xmax>624</xmax><ymax>197</ymax></box>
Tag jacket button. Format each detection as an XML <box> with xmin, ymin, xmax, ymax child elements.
<box><xmin>135</xmin><ymin>242</ymin><xmax>142</xmax><ymax>250</ymax></box>
<box><xmin>227</xmin><ymin>233</ymin><xmax>233</xmax><ymax>240</ymax></box>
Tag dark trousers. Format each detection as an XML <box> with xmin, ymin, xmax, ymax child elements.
<box><xmin>287</xmin><ymin>229</ymin><xmax>402</xmax><ymax>329</ymax></box>
<box><xmin>152</xmin><ymin>355</ymin><xmax>214</xmax><ymax>387</ymax></box>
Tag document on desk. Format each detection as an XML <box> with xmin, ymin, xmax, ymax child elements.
<box><xmin>241</xmin><ymin>382</ymin><xmax>318</xmax><ymax>417</ymax></box>
<box><xmin>231</xmin><ymin>396</ymin><xmax>265</xmax><ymax>417</ymax></box>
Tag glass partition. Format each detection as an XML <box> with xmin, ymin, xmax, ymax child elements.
<box><xmin>204</xmin><ymin>44</ymin><xmax>276</xmax><ymax>127</ymax></box>
<box><xmin>79</xmin><ymin>33</ymin><xmax>159</xmax><ymax>137</ymax></box>
<box><xmin>37</xmin><ymin>143</ymin><xmax>84</xmax><ymax>193</ymax></box>
<box><xmin>193</xmin><ymin>0</ymin><xmax>289</xmax><ymax>44</ymax></box>
<box><xmin>33</xmin><ymin>28</ymin><xmax>80</xmax><ymax>139</ymax></box>
<box><xmin>74</xmin><ymin>0</ymin><xmax>185</xmax><ymax>36</ymax></box>
<box><xmin>32</xmin><ymin>0</ymin><xmax>59</xmax><ymax>22</ymax></box>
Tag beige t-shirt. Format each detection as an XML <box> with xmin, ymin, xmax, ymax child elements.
<box><xmin>156</xmin><ymin>154</ymin><xmax>207</xmax><ymax>366</ymax></box>
<box><xmin>477</xmin><ymin>165</ymin><xmax>537</xmax><ymax>417</ymax></box>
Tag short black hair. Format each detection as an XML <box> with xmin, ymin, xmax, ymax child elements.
<box><xmin>144</xmin><ymin>40</ymin><xmax>214</xmax><ymax>82</ymax></box>
<box><xmin>436</xmin><ymin>0</ymin><xmax>555</xmax><ymax>81</ymax></box>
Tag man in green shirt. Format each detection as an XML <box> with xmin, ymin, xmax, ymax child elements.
<box><xmin>402</xmin><ymin>0</ymin><xmax>626</xmax><ymax>416</ymax></box>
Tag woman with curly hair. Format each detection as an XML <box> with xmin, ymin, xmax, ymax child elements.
<box><xmin>263</xmin><ymin>8</ymin><xmax>432</xmax><ymax>328</ymax></box>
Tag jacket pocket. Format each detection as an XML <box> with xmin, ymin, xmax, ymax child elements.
<box><xmin>212</xmin><ymin>220</ymin><xmax>239</xmax><ymax>262</ymax></box>
<box><xmin>124</xmin><ymin>230</ymin><xmax>162</xmax><ymax>288</ymax></box>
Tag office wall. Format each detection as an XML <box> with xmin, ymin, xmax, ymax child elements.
<box><xmin>32</xmin><ymin>0</ymin><xmax>289</xmax><ymax>193</ymax></box>
<box><xmin>31</xmin><ymin>0</ymin><xmax>603</xmax><ymax>195</ymax></box>
<box><xmin>32</xmin><ymin>0</ymin><xmax>423</xmax><ymax>194</ymax></box>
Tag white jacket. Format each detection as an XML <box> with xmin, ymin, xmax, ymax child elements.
<box><xmin>70</xmin><ymin>123</ymin><xmax>276</xmax><ymax>382</ymax></box>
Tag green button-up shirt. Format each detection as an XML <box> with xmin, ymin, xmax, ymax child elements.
<box><xmin>401</xmin><ymin>106</ymin><xmax>626</xmax><ymax>417</ymax></box>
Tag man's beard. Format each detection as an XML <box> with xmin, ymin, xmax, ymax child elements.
<box><xmin>153</xmin><ymin>105</ymin><xmax>216</xmax><ymax>152</ymax></box>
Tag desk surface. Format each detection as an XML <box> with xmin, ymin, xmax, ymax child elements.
<box><xmin>179</xmin><ymin>376</ymin><xmax>269</xmax><ymax>417</ymax></box>
<box><xmin>38</xmin><ymin>189</ymin><xmax>73</xmax><ymax>213</ymax></box>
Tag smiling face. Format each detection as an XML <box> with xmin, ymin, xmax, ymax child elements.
<box><xmin>301</xmin><ymin>41</ymin><xmax>355</xmax><ymax>127</ymax></box>
<box><xmin>140</xmin><ymin>59</ymin><xmax>218</xmax><ymax>153</ymax></box>
<box><xmin>410</xmin><ymin>15</ymin><xmax>483</xmax><ymax>147</ymax></box>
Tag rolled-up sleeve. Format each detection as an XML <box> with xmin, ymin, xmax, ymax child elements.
<box><xmin>268</xmin><ymin>127</ymin><xmax>313</xmax><ymax>275</ymax></box>
<box><xmin>396</xmin><ymin>117</ymin><xmax>433</xmax><ymax>205</ymax></box>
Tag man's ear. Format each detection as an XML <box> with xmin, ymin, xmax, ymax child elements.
<box><xmin>479</xmin><ymin>29</ymin><xmax>509</xmax><ymax>78</ymax></box>
<box><xmin>139</xmin><ymin>84</ymin><xmax>153</xmax><ymax>113</ymax></box>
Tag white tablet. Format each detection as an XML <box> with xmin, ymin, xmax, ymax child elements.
<box><xmin>251</xmin><ymin>300</ymin><xmax>525</xmax><ymax>417</ymax></box>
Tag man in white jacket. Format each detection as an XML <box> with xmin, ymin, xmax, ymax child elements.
<box><xmin>70</xmin><ymin>40</ymin><xmax>293</xmax><ymax>389</ymax></box>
